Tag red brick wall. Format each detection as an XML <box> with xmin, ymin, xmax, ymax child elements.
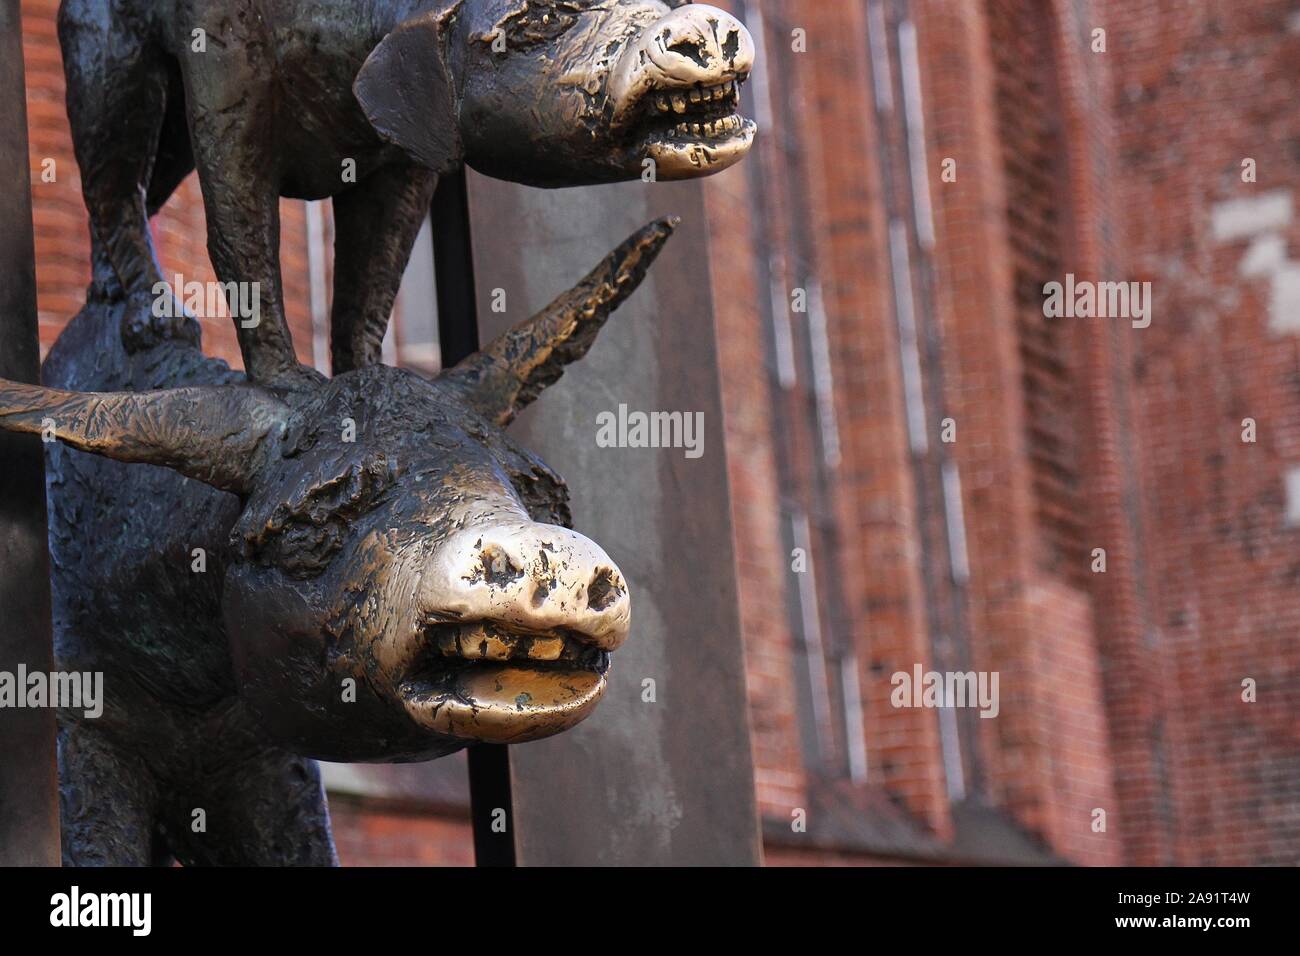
<box><xmin>1103</xmin><ymin>0</ymin><xmax>1300</xmax><ymax>866</ymax></box>
<box><xmin>703</xmin><ymin>163</ymin><xmax>808</xmax><ymax>817</ymax></box>
<box><xmin>885</xmin><ymin>0</ymin><xmax>1121</xmax><ymax>865</ymax></box>
<box><xmin>329</xmin><ymin>800</ymin><xmax>473</xmax><ymax>867</ymax></box>
<box><xmin>701</xmin><ymin>0</ymin><xmax>806</xmax><ymax>817</ymax></box>
<box><xmin>703</xmin><ymin>0</ymin><xmax>1296</xmax><ymax>867</ymax></box>
<box><xmin>791</xmin><ymin>0</ymin><xmax>953</xmax><ymax>839</ymax></box>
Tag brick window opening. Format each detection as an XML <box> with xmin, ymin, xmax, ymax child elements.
<box><xmin>987</xmin><ymin>0</ymin><xmax>1087</xmax><ymax>584</ymax></box>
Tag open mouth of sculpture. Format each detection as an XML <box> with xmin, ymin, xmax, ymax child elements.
<box><xmin>639</xmin><ymin>76</ymin><xmax>756</xmax><ymax>162</ymax></box>
<box><xmin>399</xmin><ymin>620</ymin><xmax>611</xmax><ymax>743</ymax></box>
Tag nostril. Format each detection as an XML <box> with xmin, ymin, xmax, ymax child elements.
<box><xmin>667</xmin><ymin>37</ymin><xmax>712</xmax><ymax>68</ymax></box>
<box><xmin>721</xmin><ymin>29</ymin><xmax>740</xmax><ymax>63</ymax></box>
<box><xmin>472</xmin><ymin>544</ymin><xmax>523</xmax><ymax>588</ymax></box>
<box><xmin>586</xmin><ymin>568</ymin><xmax>624</xmax><ymax>613</ymax></box>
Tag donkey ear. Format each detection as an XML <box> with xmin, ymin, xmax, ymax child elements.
<box><xmin>354</xmin><ymin>9</ymin><xmax>464</xmax><ymax>174</ymax></box>
<box><xmin>444</xmin><ymin>217</ymin><xmax>678</xmax><ymax>427</ymax></box>
<box><xmin>0</xmin><ymin>379</ymin><xmax>289</xmax><ymax>495</ymax></box>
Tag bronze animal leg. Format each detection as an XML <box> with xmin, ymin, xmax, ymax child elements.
<box><xmin>58</xmin><ymin>721</ymin><xmax>160</xmax><ymax>867</ymax></box>
<box><xmin>165</xmin><ymin>749</ymin><xmax>337</xmax><ymax>867</ymax></box>
<box><xmin>59</xmin><ymin>1</ymin><xmax>169</xmax><ymax>302</ymax></box>
<box><xmin>177</xmin><ymin>16</ymin><xmax>308</xmax><ymax>386</ymax></box>
<box><xmin>329</xmin><ymin>166</ymin><xmax>440</xmax><ymax>373</ymax></box>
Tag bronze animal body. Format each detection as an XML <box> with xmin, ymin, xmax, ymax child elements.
<box><xmin>0</xmin><ymin>0</ymin><xmax>756</xmax><ymax>866</ymax></box>
<box><xmin>60</xmin><ymin>0</ymin><xmax>755</xmax><ymax>384</ymax></box>
<box><xmin>0</xmin><ymin>219</ymin><xmax>676</xmax><ymax>864</ymax></box>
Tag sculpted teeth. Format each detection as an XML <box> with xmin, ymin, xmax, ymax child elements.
<box><xmin>651</xmin><ymin>79</ymin><xmax>741</xmax><ymax>118</ymax></box>
<box><xmin>433</xmin><ymin>626</ymin><xmax>581</xmax><ymax>663</ymax></box>
<box><xmin>658</xmin><ymin>114</ymin><xmax>746</xmax><ymax>141</ymax></box>
<box><xmin>528</xmin><ymin>636</ymin><xmax>564</xmax><ymax>661</ymax></box>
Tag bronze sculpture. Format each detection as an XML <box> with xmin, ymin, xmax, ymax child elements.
<box><xmin>59</xmin><ymin>0</ymin><xmax>755</xmax><ymax>383</ymax></box>
<box><xmin>0</xmin><ymin>0</ymin><xmax>756</xmax><ymax>864</ymax></box>
<box><xmin>1</xmin><ymin>219</ymin><xmax>672</xmax><ymax>864</ymax></box>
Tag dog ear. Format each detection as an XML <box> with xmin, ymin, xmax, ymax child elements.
<box><xmin>354</xmin><ymin>8</ymin><xmax>464</xmax><ymax>173</ymax></box>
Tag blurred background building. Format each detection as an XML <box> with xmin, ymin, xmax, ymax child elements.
<box><xmin>21</xmin><ymin>0</ymin><xmax>1300</xmax><ymax>865</ymax></box>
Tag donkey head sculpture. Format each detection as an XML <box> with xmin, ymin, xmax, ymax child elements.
<box><xmin>0</xmin><ymin>219</ymin><xmax>676</xmax><ymax>763</ymax></box>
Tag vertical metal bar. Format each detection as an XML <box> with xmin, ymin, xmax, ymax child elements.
<box><xmin>431</xmin><ymin>171</ymin><xmax>480</xmax><ymax>363</ymax></box>
<box><xmin>465</xmin><ymin>746</ymin><xmax>514</xmax><ymax>867</ymax></box>
<box><xmin>0</xmin><ymin>0</ymin><xmax>61</xmax><ymax>866</ymax></box>
<box><xmin>430</xmin><ymin>170</ymin><xmax>516</xmax><ymax>867</ymax></box>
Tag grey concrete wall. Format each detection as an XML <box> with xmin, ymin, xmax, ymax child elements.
<box><xmin>467</xmin><ymin>174</ymin><xmax>761</xmax><ymax>865</ymax></box>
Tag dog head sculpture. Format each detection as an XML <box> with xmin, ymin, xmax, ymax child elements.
<box><xmin>356</xmin><ymin>0</ymin><xmax>757</xmax><ymax>185</ymax></box>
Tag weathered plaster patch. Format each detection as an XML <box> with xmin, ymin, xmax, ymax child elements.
<box><xmin>1211</xmin><ymin>190</ymin><xmax>1292</xmax><ymax>243</ymax></box>
<box><xmin>1269</xmin><ymin>264</ymin><xmax>1300</xmax><ymax>334</ymax></box>
<box><xmin>1239</xmin><ymin>233</ymin><xmax>1286</xmax><ymax>277</ymax></box>
<box><xmin>1286</xmin><ymin>467</ymin><xmax>1300</xmax><ymax>527</ymax></box>
<box><xmin>1213</xmin><ymin>191</ymin><xmax>1300</xmax><ymax>334</ymax></box>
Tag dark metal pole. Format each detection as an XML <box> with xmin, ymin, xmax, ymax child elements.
<box><xmin>431</xmin><ymin>170</ymin><xmax>516</xmax><ymax>867</ymax></box>
<box><xmin>0</xmin><ymin>0</ymin><xmax>61</xmax><ymax>866</ymax></box>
